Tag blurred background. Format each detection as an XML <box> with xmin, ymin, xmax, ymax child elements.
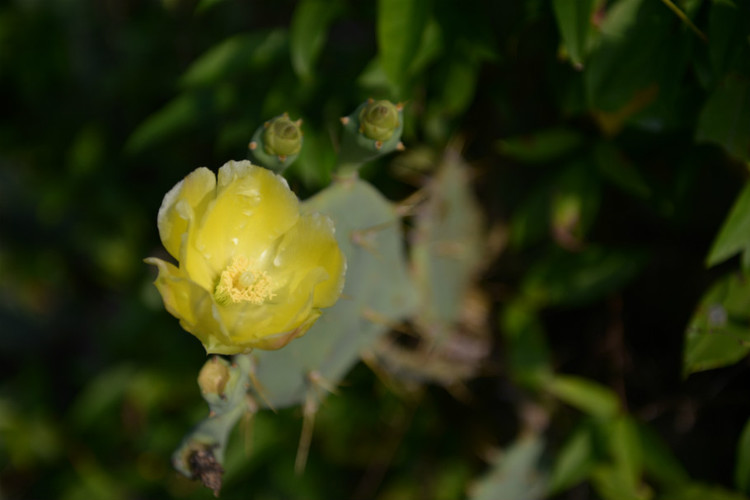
<box><xmin>2</xmin><ymin>0</ymin><xmax>750</xmax><ymax>499</ymax></box>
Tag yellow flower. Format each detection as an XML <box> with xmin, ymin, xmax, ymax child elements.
<box><xmin>145</xmin><ymin>160</ymin><xmax>346</xmax><ymax>354</ymax></box>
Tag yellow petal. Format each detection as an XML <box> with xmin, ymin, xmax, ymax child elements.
<box><xmin>145</xmin><ymin>256</ymin><xmax>235</xmax><ymax>354</ymax></box>
<box><xmin>156</xmin><ymin>167</ymin><xmax>216</xmax><ymax>262</ymax></box>
<box><xmin>272</xmin><ymin>213</ymin><xmax>347</xmax><ymax>308</ymax></box>
<box><xmin>194</xmin><ymin>160</ymin><xmax>300</xmax><ymax>277</ymax></box>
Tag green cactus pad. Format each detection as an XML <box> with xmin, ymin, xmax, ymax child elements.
<box><xmin>247</xmin><ymin>177</ymin><xmax>419</xmax><ymax>409</ymax></box>
<box><xmin>373</xmin><ymin>149</ymin><xmax>489</xmax><ymax>385</ymax></box>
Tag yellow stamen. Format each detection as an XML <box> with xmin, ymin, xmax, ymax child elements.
<box><xmin>214</xmin><ymin>256</ymin><xmax>275</xmax><ymax>306</ymax></box>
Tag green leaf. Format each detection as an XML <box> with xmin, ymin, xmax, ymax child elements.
<box><xmin>585</xmin><ymin>0</ymin><xmax>691</xmax><ymax>117</ymax></box>
<box><xmin>497</xmin><ymin>128</ymin><xmax>585</xmax><ymax>164</ymax></box>
<box><xmin>683</xmin><ymin>272</ymin><xmax>750</xmax><ymax>376</ymax></box>
<box><xmin>607</xmin><ymin>416</ymin><xmax>643</xmax><ymax>489</ymax></box>
<box><xmin>180</xmin><ymin>30</ymin><xmax>288</xmax><ymax>88</ymax></box>
<box><xmin>469</xmin><ymin>434</ymin><xmax>547</xmax><ymax>500</ymax></box>
<box><xmin>522</xmin><ymin>246</ymin><xmax>648</xmax><ymax>307</ymax></box>
<box><xmin>501</xmin><ymin>300</ymin><xmax>551</xmax><ymax>388</ymax></box>
<box><xmin>439</xmin><ymin>56</ymin><xmax>480</xmax><ymax>116</ymax></box>
<box><xmin>707</xmin><ymin>182</ymin><xmax>750</xmax><ymax>268</ymax></box>
<box><xmin>660</xmin><ymin>483</ymin><xmax>750</xmax><ymax>500</ymax></box>
<box><xmin>125</xmin><ymin>93</ymin><xmax>203</xmax><ymax>153</ymax></box>
<box><xmin>696</xmin><ymin>74</ymin><xmax>750</xmax><ymax>162</ymax></box>
<box><xmin>289</xmin><ymin>0</ymin><xmax>343</xmax><ymax>80</ymax></box>
<box><xmin>547</xmin><ymin>375</ymin><xmax>620</xmax><ymax>418</ymax></box>
<box><xmin>592</xmin><ymin>141</ymin><xmax>651</xmax><ymax>199</ymax></box>
<box><xmin>735</xmin><ymin>417</ymin><xmax>750</xmax><ymax>494</ymax></box>
<box><xmin>377</xmin><ymin>0</ymin><xmax>429</xmax><ymax>92</ymax></box>
<box><xmin>547</xmin><ymin>421</ymin><xmax>598</xmax><ymax>494</ymax></box>
<box><xmin>637</xmin><ymin>423</ymin><xmax>689</xmax><ymax>488</ymax></box>
<box><xmin>552</xmin><ymin>0</ymin><xmax>596</xmax><ymax>67</ymax></box>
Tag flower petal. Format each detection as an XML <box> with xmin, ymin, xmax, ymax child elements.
<box><xmin>156</xmin><ymin>167</ymin><xmax>216</xmax><ymax>262</ymax></box>
<box><xmin>272</xmin><ymin>212</ymin><xmax>347</xmax><ymax>308</ymax></box>
<box><xmin>195</xmin><ymin>160</ymin><xmax>300</xmax><ymax>275</ymax></box>
<box><xmin>145</xmin><ymin>256</ymin><xmax>235</xmax><ymax>354</ymax></box>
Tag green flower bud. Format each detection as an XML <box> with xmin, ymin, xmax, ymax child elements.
<box><xmin>358</xmin><ymin>99</ymin><xmax>400</xmax><ymax>142</ymax></box>
<box><xmin>263</xmin><ymin>114</ymin><xmax>303</xmax><ymax>158</ymax></box>
<box><xmin>248</xmin><ymin>113</ymin><xmax>304</xmax><ymax>173</ymax></box>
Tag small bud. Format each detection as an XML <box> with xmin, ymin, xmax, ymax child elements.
<box><xmin>198</xmin><ymin>356</ymin><xmax>231</xmax><ymax>397</ymax></box>
<box><xmin>337</xmin><ymin>99</ymin><xmax>405</xmax><ymax>170</ymax></box>
<box><xmin>263</xmin><ymin>114</ymin><xmax>303</xmax><ymax>158</ymax></box>
<box><xmin>248</xmin><ymin>113</ymin><xmax>304</xmax><ymax>173</ymax></box>
<box><xmin>358</xmin><ymin>100</ymin><xmax>400</xmax><ymax>142</ymax></box>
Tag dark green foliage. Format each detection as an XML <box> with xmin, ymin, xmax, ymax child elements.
<box><xmin>3</xmin><ymin>0</ymin><xmax>750</xmax><ymax>499</ymax></box>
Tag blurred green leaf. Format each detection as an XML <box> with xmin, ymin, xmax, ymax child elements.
<box><xmin>180</xmin><ymin>30</ymin><xmax>288</xmax><ymax>88</ymax></box>
<box><xmin>684</xmin><ymin>272</ymin><xmax>750</xmax><ymax>376</ymax></box>
<box><xmin>126</xmin><ymin>92</ymin><xmax>205</xmax><ymax>153</ymax></box>
<box><xmin>408</xmin><ymin>18</ymin><xmax>443</xmax><ymax>76</ymax></box>
<box><xmin>377</xmin><ymin>0</ymin><xmax>429</xmax><ymax>92</ymax></box>
<box><xmin>735</xmin><ymin>417</ymin><xmax>750</xmax><ymax>494</ymax></box>
<box><xmin>661</xmin><ymin>483</ymin><xmax>749</xmax><ymax>500</ymax></box>
<box><xmin>547</xmin><ymin>375</ymin><xmax>620</xmax><ymax>418</ymax></box>
<box><xmin>696</xmin><ymin>74</ymin><xmax>750</xmax><ymax>162</ymax></box>
<box><xmin>469</xmin><ymin>433</ymin><xmax>547</xmax><ymax>500</ymax></box>
<box><xmin>439</xmin><ymin>56</ymin><xmax>480</xmax><ymax>116</ymax></box>
<box><xmin>497</xmin><ymin>128</ymin><xmax>585</xmax><ymax>164</ymax></box>
<box><xmin>707</xmin><ymin>182</ymin><xmax>750</xmax><ymax>268</ymax></box>
<box><xmin>708</xmin><ymin>1</ymin><xmax>750</xmax><ymax>78</ymax></box>
<box><xmin>552</xmin><ymin>0</ymin><xmax>596</xmax><ymax>67</ymax></box>
<box><xmin>592</xmin><ymin>141</ymin><xmax>651</xmax><ymax>199</ymax></box>
<box><xmin>607</xmin><ymin>415</ymin><xmax>643</xmax><ymax>490</ymax></box>
<box><xmin>522</xmin><ymin>246</ymin><xmax>648</xmax><ymax>307</ymax></box>
<box><xmin>501</xmin><ymin>299</ymin><xmax>551</xmax><ymax>388</ymax></box>
<box><xmin>548</xmin><ymin>421</ymin><xmax>598</xmax><ymax>494</ymax></box>
<box><xmin>290</xmin><ymin>0</ymin><xmax>343</xmax><ymax>80</ymax></box>
<box><xmin>591</xmin><ymin>464</ymin><xmax>650</xmax><ymax>500</ymax></box>
<box><xmin>585</xmin><ymin>0</ymin><xmax>690</xmax><ymax>120</ymax></box>
<box><xmin>290</xmin><ymin>126</ymin><xmax>336</xmax><ymax>189</ymax></box>
<box><xmin>637</xmin><ymin>423</ymin><xmax>689</xmax><ymax>488</ymax></box>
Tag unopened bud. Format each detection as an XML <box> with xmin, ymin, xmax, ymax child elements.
<box><xmin>197</xmin><ymin>356</ymin><xmax>231</xmax><ymax>397</ymax></box>
<box><xmin>358</xmin><ymin>100</ymin><xmax>400</xmax><ymax>142</ymax></box>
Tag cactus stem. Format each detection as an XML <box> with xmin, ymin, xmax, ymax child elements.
<box><xmin>295</xmin><ymin>393</ymin><xmax>319</xmax><ymax>475</ymax></box>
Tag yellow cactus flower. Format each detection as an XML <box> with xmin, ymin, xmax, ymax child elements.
<box><xmin>145</xmin><ymin>160</ymin><xmax>346</xmax><ymax>354</ymax></box>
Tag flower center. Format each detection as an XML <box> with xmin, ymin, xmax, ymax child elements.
<box><xmin>214</xmin><ymin>255</ymin><xmax>275</xmax><ymax>306</ymax></box>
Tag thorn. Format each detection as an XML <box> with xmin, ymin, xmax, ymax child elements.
<box><xmin>282</xmin><ymin>112</ymin><xmax>289</xmax><ymax>118</ymax></box>
<box><xmin>367</xmin><ymin>97</ymin><xmax>374</xmax><ymax>103</ymax></box>
<box><xmin>209</xmin><ymin>410</ymin><xmax>216</xmax><ymax>417</ymax></box>
<box><xmin>295</xmin><ymin>393</ymin><xmax>318</xmax><ymax>475</ymax></box>
<box><xmin>374</xmin><ymin>140</ymin><xmax>383</xmax><ymax>150</ymax></box>
<box><xmin>308</xmin><ymin>370</ymin><xmax>338</xmax><ymax>396</ymax></box>
<box><xmin>263</xmin><ymin>121</ymin><xmax>270</xmax><ymax>128</ymax></box>
<box><xmin>295</xmin><ymin>119</ymin><xmax>303</xmax><ymax>127</ymax></box>
<box><xmin>246</xmin><ymin>357</ymin><xmax>277</xmax><ymax>413</ymax></box>
<box><xmin>396</xmin><ymin>142</ymin><xmax>405</xmax><ymax>151</ymax></box>
<box><xmin>278</xmin><ymin>155</ymin><xmax>287</xmax><ymax>162</ymax></box>
<box><xmin>340</xmin><ymin>116</ymin><xmax>350</xmax><ymax>125</ymax></box>
<box><xmin>396</xmin><ymin>102</ymin><xmax>404</xmax><ymax>111</ymax></box>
